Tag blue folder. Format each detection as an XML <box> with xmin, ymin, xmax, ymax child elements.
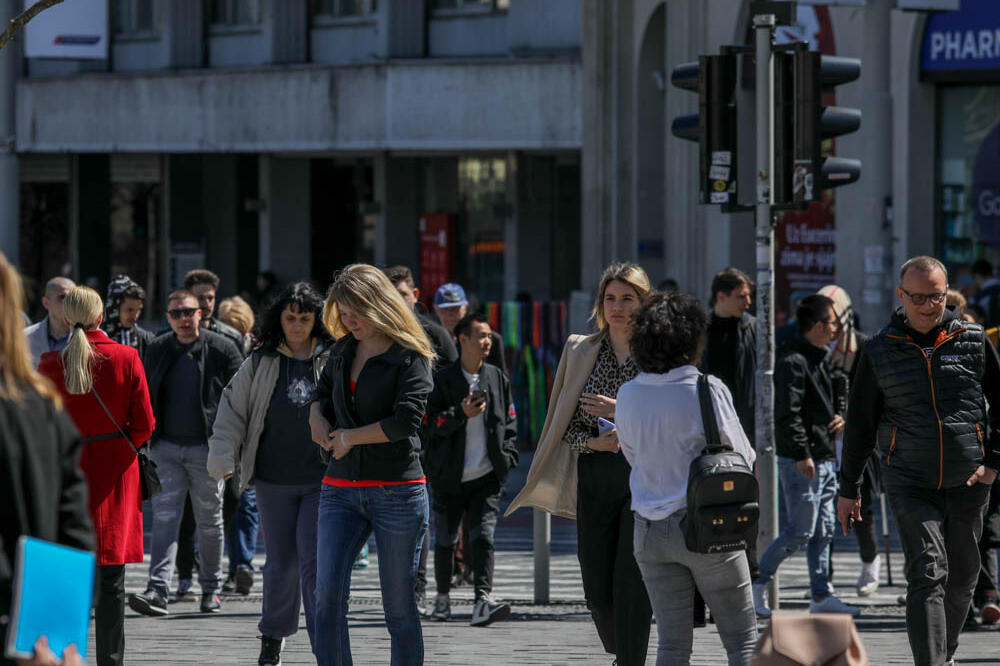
<box><xmin>3</xmin><ymin>536</ymin><xmax>95</xmax><ymax>661</ymax></box>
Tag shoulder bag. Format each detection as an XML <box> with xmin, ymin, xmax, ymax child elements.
<box><xmin>88</xmin><ymin>387</ymin><xmax>161</xmax><ymax>500</ymax></box>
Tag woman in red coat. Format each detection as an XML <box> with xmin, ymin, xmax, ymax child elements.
<box><xmin>38</xmin><ymin>286</ymin><xmax>155</xmax><ymax>666</ymax></box>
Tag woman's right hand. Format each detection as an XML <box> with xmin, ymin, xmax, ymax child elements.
<box><xmin>309</xmin><ymin>405</ymin><xmax>334</xmax><ymax>448</ymax></box>
<box><xmin>586</xmin><ymin>429</ymin><xmax>620</xmax><ymax>453</ymax></box>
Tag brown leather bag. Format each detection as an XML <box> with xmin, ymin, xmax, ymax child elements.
<box><xmin>751</xmin><ymin>614</ymin><xmax>869</xmax><ymax>666</ymax></box>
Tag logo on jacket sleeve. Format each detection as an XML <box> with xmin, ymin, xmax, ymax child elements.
<box><xmin>436</xmin><ymin>415</ymin><xmax>447</xmax><ymax>428</ymax></box>
<box><xmin>508</xmin><ymin>404</ymin><xmax>516</xmax><ymax>420</ymax></box>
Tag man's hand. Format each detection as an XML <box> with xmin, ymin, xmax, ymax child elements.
<box><xmin>17</xmin><ymin>637</ymin><xmax>83</xmax><ymax>666</ymax></box>
<box><xmin>461</xmin><ymin>394</ymin><xmax>487</xmax><ymax>419</ymax></box>
<box><xmin>580</xmin><ymin>393</ymin><xmax>616</xmax><ymax>419</ymax></box>
<box><xmin>796</xmin><ymin>457</ymin><xmax>816</xmax><ymax>481</ymax></box>
<box><xmin>828</xmin><ymin>415</ymin><xmax>845</xmax><ymax>435</ymax></box>
<box><xmin>966</xmin><ymin>465</ymin><xmax>999</xmax><ymax>487</ymax></box>
<box><xmin>837</xmin><ymin>497</ymin><xmax>862</xmax><ymax>536</ymax></box>
<box><xmin>330</xmin><ymin>429</ymin><xmax>353</xmax><ymax>460</ymax></box>
<box><xmin>309</xmin><ymin>407</ymin><xmax>335</xmax><ymax>449</ymax></box>
<box><xmin>586</xmin><ymin>429</ymin><xmax>620</xmax><ymax>453</ymax></box>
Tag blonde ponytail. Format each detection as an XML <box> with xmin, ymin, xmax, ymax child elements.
<box><xmin>60</xmin><ymin>287</ymin><xmax>104</xmax><ymax>395</ymax></box>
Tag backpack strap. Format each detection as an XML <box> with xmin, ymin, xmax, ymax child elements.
<box><xmin>698</xmin><ymin>374</ymin><xmax>729</xmax><ymax>453</ymax></box>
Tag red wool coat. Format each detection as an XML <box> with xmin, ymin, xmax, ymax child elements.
<box><xmin>39</xmin><ymin>329</ymin><xmax>155</xmax><ymax>566</ymax></box>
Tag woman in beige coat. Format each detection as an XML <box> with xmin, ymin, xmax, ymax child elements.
<box><xmin>507</xmin><ymin>262</ymin><xmax>652</xmax><ymax>666</ymax></box>
<box><xmin>208</xmin><ymin>282</ymin><xmax>332</xmax><ymax>666</ymax></box>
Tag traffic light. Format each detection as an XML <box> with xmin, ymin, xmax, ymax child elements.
<box><xmin>775</xmin><ymin>44</ymin><xmax>861</xmax><ymax>203</ymax></box>
<box><xmin>670</xmin><ymin>54</ymin><xmax>738</xmax><ymax>205</ymax></box>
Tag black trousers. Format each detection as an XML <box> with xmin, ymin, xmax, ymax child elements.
<box><xmin>577</xmin><ymin>452</ymin><xmax>651</xmax><ymax>666</ymax></box>
<box><xmin>434</xmin><ymin>473</ymin><xmax>501</xmax><ymax>598</ymax></box>
<box><xmin>974</xmin><ymin>479</ymin><xmax>1000</xmax><ymax>607</ymax></box>
<box><xmin>95</xmin><ymin>564</ymin><xmax>126</xmax><ymax>666</ymax></box>
<box><xmin>887</xmin><ymin>479</ymin><xmax>990</xmax><ymax>666</ymax></box>
<box><xmin>176</xmin><ymin>480</ymin><xmax>240</xmax><ymax>583</ymax></box>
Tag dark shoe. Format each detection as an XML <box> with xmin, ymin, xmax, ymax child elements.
<box><xmin>235</xmin><ymin>564</ymin><xmax>254</xmax><ymax>595</ymax></box>
<box><xmin>128</xmin><ymin>589</ymin><xmax>168</xmax><ymax>617</ymax></box>
<box><xmin>175</xmin><ymin>578</ymin><xmax>195</xmax><ymax>601</ymax></box>
<box><xmin>221</xmin><ymin>574</ymin><xmax>236</xmax><ymax>593</ymax></box>
<box><xmin>258</xmin><ymin>635</ymin><xmax>284</xmax><ymax>666</ymax></box>
<box><xmin>470</xmin><ymin>593</ymin><xmax>511</xmax><ymax>627</ymax></box>
<box><xmin>200</xmin><ymin>593</ymin><xmax>222</xmax><ymax>613</ymax></box>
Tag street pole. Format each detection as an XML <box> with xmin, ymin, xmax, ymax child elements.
<box><xmin>0</xmin><ymin>0</ymin><xmax>18</xmax><ymax>263</ymax></box>
<box><xmin>533</xmin><ymin>508</ymin><xmax>550</xmax><ymax>604</ymax></box>
<box><xmin>753</xmin><ymin>11</ymin><xmax>779</xmax><ymax>609</ymax></box>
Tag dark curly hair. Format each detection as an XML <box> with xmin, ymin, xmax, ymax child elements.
<box><xmin>630</xmin><ymin>291</ymin><xmax>709</xmax><ymax>374</ymax></box>
<box><xmin>256</xmin><ymin>282</ymin><xmax>332</xmax><ymax>351</ymax></box>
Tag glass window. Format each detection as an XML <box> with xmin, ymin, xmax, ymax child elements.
<box><xmin>936</xmin><ymin>86</ymin><xmax>1000</xmax><ymax>293</ymax></box>
<box><xmin>432</xmin><ymin>0</ymin><xmax>507</xmax><ymax>11</ymax></box>
<box><xmin>311</xmin><ymin>0</ymin><xmax>376</xmax><ymax>18</ymax></box>
<box><xmin>212</xmin><ymin>0</ymin><xmax>260</xmax><ymax>26</ymax></box>
<box><xmin>457</xmin><ymin>156</ymin><xmax>509</xmax><ymax>304</ymax></box>
<box><xmin>114</xmin><ymin>0</ymin><xmax>155</xmax><ymax>35</ymax></box>
<box><xmin>110</xmin><ymin>183</ymin><xmax>161</xmax><ymax>311</ymax></box>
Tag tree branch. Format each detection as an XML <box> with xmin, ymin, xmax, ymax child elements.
<box><xmin>0</xmin><ymin>0</ymin><xmax>66</xmax><ymax>53</ymax></box>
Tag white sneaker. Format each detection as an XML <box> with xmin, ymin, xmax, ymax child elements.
<box><xmin>856</xmin><ymin>555</ymin><xmax>881</xmax><ymax>597</ymax></box>
<box><xmin>810</xmin><ymin>595</ymin><xmax>860</xmax><ymax>616</ymax></box>
<box><xmin>752</xmin><ymin>583</ymin><xmax>772</xmax><ymax>619</ymax></box>
<box><xmin>470</xmin><ymin>593</ymin><xmax>511</xmax><ymax>627</ymax></box>
<box><xmin>432</xmin><ymin>593</ymin><xmax>451</xmax><ymax>621</ymax></box>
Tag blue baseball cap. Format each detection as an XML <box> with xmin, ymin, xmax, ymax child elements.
<box><xmin>434</xmin><ymin>283</ymin><xmax>468</xmax><ymax>308</ymax></box>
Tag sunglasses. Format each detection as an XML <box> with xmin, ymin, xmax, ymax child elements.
<box><xmin>167</xmin><ymin>307</ymin><xmax>199</xmax><ymax>320</ymax></box>
<box><xmin>899</xmin><ymin>288</ymin><xmax>947</xmax><ymax>306</ymax></box>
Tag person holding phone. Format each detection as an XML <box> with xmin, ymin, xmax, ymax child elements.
<box><xmin>507</xmin><ymin>262</ymin><xmax>653</xmax><ymax>666</ymax></box>
<box><xmin>424</xmin><ymin>312</ymin><xmax>519</xmax><ymax>626</ymax></box>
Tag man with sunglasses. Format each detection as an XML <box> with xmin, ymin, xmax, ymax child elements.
<box><xmin>129</xmin><ymin>289</ymin><xmax>243</xmax><ymax>617</ymax></box>
<box><xmin>838</xmin><ymin>256</ymin><xmax>1000</xmax><ymax>666</ymax></box>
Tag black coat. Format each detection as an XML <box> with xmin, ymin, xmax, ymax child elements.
<box><xmin>1</xmin><ymin>391</ymin><xmax>95</xmax><ymax>665</ymax></box>
<box><xmin>418</xmin><ymin>313</ymin><xmax>458</xmax><ymax>366</ymax></box>
<box><xmin>703</xmin><ymin>313</ymin><xmax>756</xmax><ymax>443</ymax></box>
<box><xmin>317</xmin><ymin>335</ymin><xmax>433</xmax><ymax>482</ymax></box>
<box><xmin>143</xmin><ymin>329</ymin><xmax>243</xmax><ymax>444</ymax></box>
<box><xmin>775</xmin><ymin>336</ymin><xmax>844</xmax><ymax>462</ymax></box>
<box><xmin>424</xmin><ymin>360</ymin><xmax>519</xmax><ymax>493</ymax></box>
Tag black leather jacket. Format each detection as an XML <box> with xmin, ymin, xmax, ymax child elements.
<box><xmin>774</xmin><ymin>336</ymin><xmax>844</xmax><ymax>462</ymax></box>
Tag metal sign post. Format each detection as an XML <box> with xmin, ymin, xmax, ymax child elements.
<box><xmin>753</xmin><ymin>11</ymin><xmax>780</xmax><ymax>610</ymax></box>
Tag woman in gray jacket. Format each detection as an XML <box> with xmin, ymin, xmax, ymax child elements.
<box><xmin>208</xmin><ymin>282</ymin><xmax>332</xmax><ymax>666</ymax></box>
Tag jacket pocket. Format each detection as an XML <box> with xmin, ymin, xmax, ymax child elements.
<box><xmin>887</xmin><ymin>426</ymin><xmax>898</xmax><ymax>466</ymax></box>
<box><xmin>976</xmin><ymin>423</ymin><xmax>985</xmax><ymax>458</ymax></box>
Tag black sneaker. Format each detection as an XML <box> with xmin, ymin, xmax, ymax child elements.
<box><xmin>235</xmin><ymin>564</ymin><xmax>254</xmax><ymax>595</ymax></box>
<box><xmin>258</xmin><ymin>635</ymin><xmax>284</xmax><ymax>666</ymax></box>
<box><xmin>128</xmin><ymin>589</ymin><xmax>168</xmax><ymax>617</ymax></box>
<box><xmin>221</xmin><ymin>574</ymin><xmax>236</xmax><ymax>593</ymax></box>
<box><xmin>200</xmin><ymin>593</ymin><xmax>222</xmax><ymax>613</ymax></box>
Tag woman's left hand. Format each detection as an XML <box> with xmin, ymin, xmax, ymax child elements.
<box><xmin>580</xmin><ymin>393</ymin><xmax>616</xmax><ymax>419</ymax></box>
<box><xmin>330</xmin><ymin>429</ymin><xmax>354</xmax><ymax>460</ymax></box>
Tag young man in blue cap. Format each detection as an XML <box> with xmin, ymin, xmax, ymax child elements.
<box><xmin>433</xmin><ymin>283</ymin><xmax>507</xmax><ymax>376</ymax></box>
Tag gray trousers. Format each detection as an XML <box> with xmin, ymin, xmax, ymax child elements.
<box><xmin>255</xmin><ymin>479</ymin><xmax>320</xmax><ymax>650</ymax></box>
<box><xmin>633</xmin><ymin>511</ymin><xmax>758</xmax><ymax>666</ymax></box>
<box><xmin>148</xmin><ymin>440</ymin><xmax>224</xmax><ymax>597</ymax></box>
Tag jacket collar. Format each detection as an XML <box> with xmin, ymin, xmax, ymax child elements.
<box><xmin>332</xmin><ymin>334</ymin><xmax>413</xmax><ymax>366</ymax></box>
<box><xmin>83</xmin><ymin>328</ymin><xmax>114</xmax><ymax>344</ymax></box>
<box><xmin>633</xmin><ymin>364</ymin><xmax>700</xmax><ymax>385</ymax></box>
<box><xmin>781</xmin><ymin>335</ymin><xmax>829</xmax><ymax>364</ymax></box>
<box><xmin>888</xmin><ymin>306</ymin><xmax>964</xmax><ymax>338</ymax></box>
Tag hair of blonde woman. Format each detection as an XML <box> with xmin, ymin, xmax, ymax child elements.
<box><xmin>0</xmin><ymin>252</ymin><xmax>61</xmax><ymax>407</ymax></box>
<box><xmin>218</xmin><ymin>295</ymin><xmax>255</xmax><ymax>337</ymax></box>
<box><xmin>60</xmin><ymin>286</ymin><xmax>104</xmax><ymax>395</ymax></box>
<box><xmin>323</xmin><ymin>264</ymin><xmax>435</xmax><ymax>363</ymax></box>
<box><xmin>946</xmin><ymin>288</ymin><xmax>967</xmax><ymax>316</ymax></box>
<box><xmin>590</xmin><ymin>262</ymin><xmax>652</xmax><ymax>331</ymax></box>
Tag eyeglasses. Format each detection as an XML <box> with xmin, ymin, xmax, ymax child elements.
<box><xmin>167</xmin><ymin>308</ymin><xmax>199</xmax><ymax>319</ymax></box>
<box><xmin>899</xmin><ymin>288</ymin><xmax>947</xmax><ymax>306</ymax></box>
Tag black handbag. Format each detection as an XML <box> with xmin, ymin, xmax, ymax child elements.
<box><xmin>89</xmin><ymin>387</ymin><xmax>162</xmax><ymax>500</ymax></box>
<box><xmin>681</xmin><ymin>374</ymin><xmax>759</xmax><ymax>554</ymax></box>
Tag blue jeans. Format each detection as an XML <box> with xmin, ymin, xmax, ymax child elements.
<box><xmin>757</xmin><ymin>458</ymin><xmax>838</xmax><ymax>600</ymax></box>
<box><xmin>226</xmin><ymin>487</ymin><xmax>260</xmax><ymax>574</ymax></box>
<box><xmin>315</xmin><ymin>483</ymin><xmax>428</xmax><ymax>666</ymax></box>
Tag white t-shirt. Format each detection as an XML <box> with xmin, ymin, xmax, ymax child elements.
<box><xmin>461</xmin><ymin>368</ymin><xmax>493</xmax><ymax>483</ymax></box>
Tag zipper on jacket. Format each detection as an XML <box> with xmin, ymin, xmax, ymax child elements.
<box><xmin>887</xmin><ymin>426</ymin><xmax>898</xmax><ymax>466</ymax></box>
<box><xmin>889</xmin><ymin>328</ymin><xmax>965</xmax><ymax>490</ymax></box>
<box><xmin>977</xmin><ymin>423</ymin><xmax>985</xmax><ymax>458</ymax></box>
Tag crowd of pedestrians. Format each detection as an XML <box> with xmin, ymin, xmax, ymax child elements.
<box><xmin>2</xmin><ymin>250</ymin><xmax>1000</xmax><ymax>666</ymax></box>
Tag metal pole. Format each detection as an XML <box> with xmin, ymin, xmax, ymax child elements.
<box><xmin>533</xmin><ymin>508</ymin><xmax>550</xmax><ymax>603</ymax></box>
<box><xmin>0</xmin><ymin>0</ymin><xmax>19</xmax><ymax>263</ymax></box>
<box><xmin>753</xmin><ymin>12</ymin><xmax>778</xmax><ymax>609</ymax></box>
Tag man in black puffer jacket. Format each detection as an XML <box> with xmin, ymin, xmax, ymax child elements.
<box><xmin>839</xmin><ymin>256</ymin><xmax>1000</xmax><ymax>666</ymax></box>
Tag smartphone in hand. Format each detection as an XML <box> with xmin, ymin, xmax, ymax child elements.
<box><xmin>470</xmin><ymin>389</ymin><xmax>487</xmax><ymax>403</ymax></box>
<box><xmin>597</xmin><ymin>417</ymin><xmax>615</xmax><ymax>435</ymax></box>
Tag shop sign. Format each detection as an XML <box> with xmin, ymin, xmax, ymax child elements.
<box><xmin>23</xmin><ymin>0</ymin><xmax>108</xmax><ymax>60</ymax></box>
<box><xmin>972</xmin><ymin>124</ymin><xmax>1000</xmax><ymax>250</ymax></box>
<box><xmin>418</xmin><ymin>214</ymin><xmax>456</xmax><ymax>311</ymax></box>
<box><xmin>921</xmin><ymin>0</ymin><xmax>1000</xmax><ymax>76</ymax></box>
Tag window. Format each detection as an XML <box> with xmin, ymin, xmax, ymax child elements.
<box><xmin>114</xmin><ymin>0</ymin><xmax>155</xmax><ymax>36</ymax></box>
<box><xmin>311</xmin><ymin>0</ymin><xmax>377</xmax><ymax>19</ymax></box>
<box><xmin>432</xmin><ymin>0</ymin><xmax>509</xmax><ymax>11</ymax></box>
<box><xmin>211</xmin><ymin>0</ymin><xmax>260</xmax><ymax>26</ymax></box>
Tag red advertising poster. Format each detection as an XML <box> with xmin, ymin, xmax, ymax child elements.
<box><xmin>418</xmin><ymin>213</ymin><xmax>456</xmax><ymax>310</ymax></box>
<box><xmin>773</xmin><ymin>5</ymin><xmax>838</xmax><ymax>327</ymax></box>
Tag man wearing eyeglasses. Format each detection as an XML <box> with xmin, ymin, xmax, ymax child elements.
<box><xmin>838</xmin><ymin>256</ymin><xmax>1000</xmax><ymax>666</ymax></box>
<box><xmin>129</xmin><ymin>289</ymin><xmax>243</xmax><ymax>618</ymax></box>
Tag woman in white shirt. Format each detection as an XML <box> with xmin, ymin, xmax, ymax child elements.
<box><xmin>616</xmin><ymin>290</ymin><xmax>758</xmax><ymax>666</ymax></box>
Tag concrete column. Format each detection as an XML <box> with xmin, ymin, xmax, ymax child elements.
<box><xmin>0</xmin><ymin>0</ymin><xmax>18</xmax><ymax>263</ymax></box>
<box><xmin>258</xmin><ymin>155</ymin><xmax>271</xmax><ymax>274</ymax></box>
<box><xmin>202</xmin><ymin>155</ymin><xmax>239</xmax><ymax>293</ymax></box>
<box><xmin>373</xmin><ymin>153</ymin><xmax>388</xmax><ymax>267</ymax></box>
<box><xmin>262</xmin><ymin>157</ymin><xmax>311</xmax><ymax>283</ymax></box>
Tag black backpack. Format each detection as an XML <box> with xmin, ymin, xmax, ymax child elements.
<box><xmin>681</xmin><ymin>374</ymin><xmax>759</xmax><ymax>554</ymax></box>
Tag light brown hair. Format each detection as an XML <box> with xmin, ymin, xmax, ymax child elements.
<box><xmin>591</xmin><ymin>262</ymin><xmax>651</xmax><ymax>331</ymax></box>
<box><xmin>218</xmin><ymin>296</ymin><xmax>255</xmax><ymax>337</ymax></box>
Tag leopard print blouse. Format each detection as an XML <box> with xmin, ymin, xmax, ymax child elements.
<box><xmin>563</xmin><ymin>336</ymin><xmax>638</xmax><ymax>454</ymax></box>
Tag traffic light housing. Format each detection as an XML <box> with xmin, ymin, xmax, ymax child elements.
<box><xmin>670</xmin><ymin>54</ymin><xmax>738</xmax><ymax>205</ymax></box>
<box><xmin>775</xmin><ymin>44</ymin><xmax>861</xmax><ymax>204</ymax></box>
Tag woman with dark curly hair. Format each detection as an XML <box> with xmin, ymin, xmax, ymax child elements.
<box><xmin>208</xmin><ymin>282</ymin><xmax>333</xmax><ymax>666</ymax></box>
<box><xmin>616</xmin><ymin>291</ymin><xmax>757</xmax><ymax>665</ymax></box>
<box><xmin>508</xmin><ymin>262</ymin><xmax>652</xmax><ymax>666</ymax></box>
